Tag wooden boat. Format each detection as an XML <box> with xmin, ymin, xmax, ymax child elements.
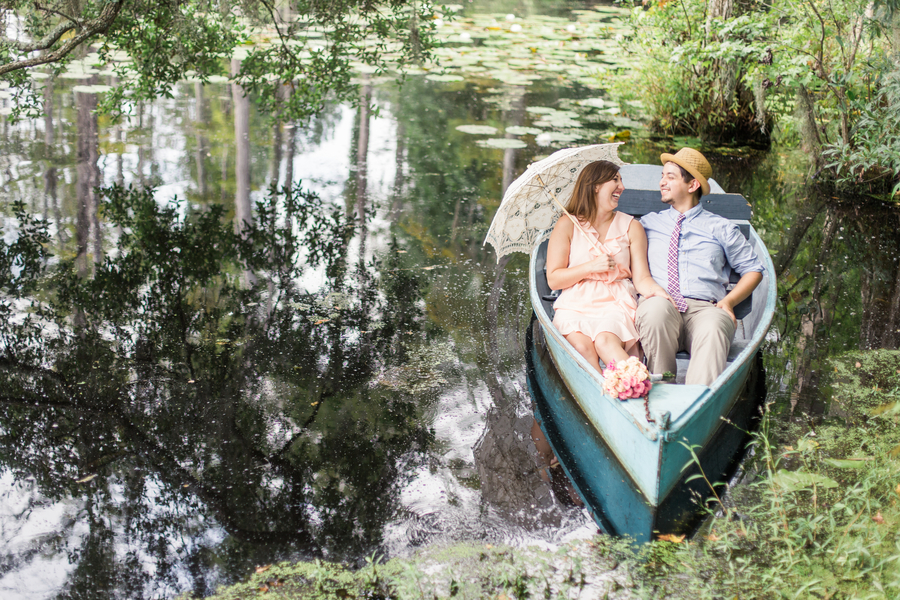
<box><xmin>526</xmin><ymin>164</ymin><xmax>776</xmax><ymax>543</ymax></box>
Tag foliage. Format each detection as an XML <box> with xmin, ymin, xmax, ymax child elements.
<box><xmin>633</xmin><ymin>350</ymin><xmax>900</xmax><ymax>598</ymax></box>
<box><xmin>0</xmin><ymin>200</ymin><xmax>52</xmax><ymax>366</ymax></box>
<box><xmin>195</xmin><ymin>539</ymin><xmax>640</xmax><ymax>599</ymax></box>
<box><xmin>616</xmin><ymin>0</ymin><xmax>775</xmax><ymax>145</ymax></box>
<box><xmin>823</xmin><ymin>64</ymin><xmax>900</xmax><ymax>198</ymax></box>
<box><xmin>620</xmin><ymin>0</ymin><xmax>900</xmax><ymax>196</ymax></box>
<box><xmin>0</xmin><ymin>0</ymin><xmax>435</xmax><ymax>120</ymax></box>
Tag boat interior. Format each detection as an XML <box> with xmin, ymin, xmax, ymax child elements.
<box><xmin>532</xmin><ymin>164</ymin><xmax>772</xmax><ymax>389</ymax></box>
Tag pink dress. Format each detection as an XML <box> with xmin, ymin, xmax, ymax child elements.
<box><xmin>552</xmin><ymin>211</ymin><xmax>640</xmax><ymax>357</ymax></box>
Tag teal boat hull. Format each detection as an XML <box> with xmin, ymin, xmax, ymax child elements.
<box><xmin>526</xmin><ymin>315</ymin><xmax>764</xmax><ymax>542</ymax></box>
<box><xmin>527</xmin><ymin>212</ymin><xmax>776</xmax><ymax>541</ymax></box>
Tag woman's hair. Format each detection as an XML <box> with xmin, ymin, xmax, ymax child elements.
<box><xmin>565</xmin><ymin>160</ymin><xmax>620</xmax><ymax>224</ymax></box>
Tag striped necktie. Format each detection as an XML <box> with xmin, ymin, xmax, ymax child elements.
<box><xmin>667</xmin><ymin>214</ymin><xmax>688</xmax><ymax>312</ymax></box>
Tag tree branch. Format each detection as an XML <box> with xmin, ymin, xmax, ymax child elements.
<box><xmin>0</xmin><ymin>0</ymin><xmax>125</xmax><ymax>77</ymax></box>
<box><xmin>32</xmin><ymin>2</ymin><xmax>82</xmax><ymax>27</ymax></box>
<box><xmin>5</xmin><ymin>20</ymin><xmax>76</xmax><ymax>53</ymax></box>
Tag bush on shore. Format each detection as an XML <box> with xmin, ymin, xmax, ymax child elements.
<box><xmin>616</xmin><ymin>0</ymin><xmax>900</xmax><ymax>200</ymax></box>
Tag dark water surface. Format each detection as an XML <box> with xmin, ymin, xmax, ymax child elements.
<box><xmin>2</xmin><ymin>2</ymin><xmax>900</xmax><ymax>598</ymax></box>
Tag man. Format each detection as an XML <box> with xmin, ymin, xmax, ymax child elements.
<box><xmin>636</xmin><ymin>148</ymin><xmax>764</xmax><ymax>386</ymax></box>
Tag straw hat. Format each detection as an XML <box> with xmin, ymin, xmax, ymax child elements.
<box><xmin>660</xmin><ymin>148</ymin><xmax>712</xmax><ymax>196</ymax></box>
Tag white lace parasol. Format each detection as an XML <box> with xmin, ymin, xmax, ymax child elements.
<box><xmin>484</xmin><ymin>143</ymin><xmax>626</xmax><ymax>262</ymax></box>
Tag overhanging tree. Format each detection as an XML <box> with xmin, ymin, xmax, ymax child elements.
<box><xmin>0</xmin><ymin>0</ymin><xmax>435</xmax><ymax>119</ymax></box>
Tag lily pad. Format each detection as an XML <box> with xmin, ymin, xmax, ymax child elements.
<box><xmin>525</xmin><ymin>106</ymin><xmax>557</xmax><ymax>114</ymax></box>
<box><xmin>535</xmin><ymin>131</ymin><xmax>583</xmax><ymax>146</ymax></box>
<box><xmin>578</xmin><ymin>97</ymin><xmax>606</xmax><ymax>109</ymax></box>
<box><xmin>455</xmin><ymin>124</ymin><xmax>498</xmax><ymax>135</ymax></box>
<box><xmin>537</xmin><ymin>117</ymin><xmax>583</xmax><ymax>128</ymax></box>
<box><xmin>477</xmin><ymin>138</ymin><xmax>528</xmax><ymax>149</ymax></box>
<box><xmin>425</xmin><ymin>73</ymin><xmax>465</xmax><ymax>82</ymax></box>
<box><xmin>504</xmin><ymin>126</ymin><xmax>542</xmax><ymax>135</ymax></box>
<box><xmin>72</xmin><ymin>85</ymin><xmax>113</xmax><ymax>94</ymax></box>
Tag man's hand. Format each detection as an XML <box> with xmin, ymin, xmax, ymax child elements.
<box><xmin>715</xmin><ymin>299</ymin><xmax>737</xmax><ymax>325</ymax></box>
<box><xmin>716</xmin><ymin>272</ymin><xmax>762</xmax><ymax>326</ymax></box>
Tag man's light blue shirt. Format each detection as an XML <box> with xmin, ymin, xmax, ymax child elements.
<box><xmin>640</xmin><ymin>205</ymin><xmax>764</xmax><ymax>303</ymax></box>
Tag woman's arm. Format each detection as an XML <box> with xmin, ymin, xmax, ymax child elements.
<box><xmin>546</xmin><ymin>217</ymin><xmax>615</xmax><ymax>290</ymax></box>
<box><xmin>628</xmin><ymin>220</ymin><xmax>673</xmax><ymax>303</ymax></box>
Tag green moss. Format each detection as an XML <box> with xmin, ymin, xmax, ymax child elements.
<box><xmin>197</xmin><ymin>539</ymin><xmax>640</xmax><ymax>600</ymax></box>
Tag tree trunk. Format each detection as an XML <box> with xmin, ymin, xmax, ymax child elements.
<box><xmin>501</xmin><ymin>87</ymin><xmax>525</xmax><ymax>195</ymax></box>
<box><xmin>796</xmin><ymin>85</ymin><xmax>823</xmax><ymax>172</ymax></box>
<box><xmin>232</xmin><ymin>59</ymin><xmax>256</xmax><ymax>287</ymax></box>
<box><xmin>232</xmin><ymin>59</ymin><xmax>252</xmax><ymax>237</ymax></box>
<box><xmin>390</xmin><ymin>103</ymin><xmax>405</xmax><ymax>224</ymax></box>
<box><xmin>194</xmin><ymin>82</ymin><xmax>207</xmax><ymax>198</ymax></box>
<box><xmin>707</xmin><ymin>0</ymin><xmax>735</xmax><ymax>111</ymax></box>
<box><xmin>75</xmin><ymin>84</ymin><xmax>100</xmax><ymax>276</ymax></box>
<box><xmin>42</xmin><ymin>78</ymin><xmax>63</xmax><ymax>251</ymax></box>
<box><xmin>284</xmin><ymin>122</ymin><xmax>295</xmax><ymax>199</ymax></box>
<box><xmin>355</xmin><ymin>75</ymin><xmax>371</xmax><ymax>266</ymax></box>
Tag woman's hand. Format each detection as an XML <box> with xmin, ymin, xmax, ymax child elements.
<box><xmin>586</xmin><ymin>254</ymin><xmax>617</xmax><ymax>275</ymax></box>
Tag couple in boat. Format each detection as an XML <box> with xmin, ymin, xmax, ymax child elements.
<box><xmin>546</xmin><ymin>148</ymin><xmax>764</xmax><ymax>388</ymax></box>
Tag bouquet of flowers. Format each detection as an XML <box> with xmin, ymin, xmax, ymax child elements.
<box><xmin>602</xmin><ymin>356</ymin><xmax>653</xmax><ymax>400</ymax></box>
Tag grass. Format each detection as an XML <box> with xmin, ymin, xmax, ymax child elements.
<box><xmin>192</xmin><ymin>350</ymin><xmax>900</xmax><ymax>600</ymax></box>
<box><xmin>635</xmin><ymin>349</ymin><xmax>900</xmax><ymax>599</ymax></box>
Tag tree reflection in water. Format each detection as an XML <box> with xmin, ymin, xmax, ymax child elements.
<box><xmin>0</xmin><ymin>184</ymin><xmax>434</xmax><ymax>596</ymax></box>
<box><xmin>769</xmin><ymin>191</ymin><xmax>900</xmax><ymax>415</ymax></box>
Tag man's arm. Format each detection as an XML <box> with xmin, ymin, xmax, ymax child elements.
<box><xmin>715</xmin><ymin>272</ymin><xmax>762</xmax><ymax>324</ymax></box>
<box><xmin>715</xmin><ymin>221</ymin><xmax>765</xmax><ymax>323</ymax></box>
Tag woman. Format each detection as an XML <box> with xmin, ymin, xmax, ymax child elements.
<box><xmin>545</xmin><ymin>160</ymin><xmax>671</xmax><ymax>373</ymax></box>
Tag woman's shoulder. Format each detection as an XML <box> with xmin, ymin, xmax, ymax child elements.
<box><xmin>614</xmin><ymin>211</ymin><xmax>635</xmax><ymax>224</ymax></box>
<box><xmin>549</xmin><ymin>213</ymin><xmax>575</xmax><ymax>244</ymax></box>
<box><xmin>608</xmin><ymin>211</ymin><xmax>635</xmax><ymax>237</ymax></box>
<box><xmin>553</xmin><ymin>214</ymin><xmax>576</xmax><ymax>233</ymax></box>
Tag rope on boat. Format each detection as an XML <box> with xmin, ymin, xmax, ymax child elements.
<box><xmin>644</xmin><ymin>396</ymin><xmax>655</xmax><ymax>424</ymax></box>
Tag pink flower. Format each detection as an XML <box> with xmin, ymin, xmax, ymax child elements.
<box><xmin>602</xmin><ymin>357</ymin><xmax>653</xmax><ymax>401</ymax></box>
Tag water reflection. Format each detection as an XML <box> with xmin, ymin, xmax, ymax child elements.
<box><xmin>1</xmin><ymin>64</ymin><xmax>604</xmax><ymax>596</ymax></box>
<box><xmin>3</xmin><ymin>25</ymin><xmax>899</xmax><ymax>598</ymax></box>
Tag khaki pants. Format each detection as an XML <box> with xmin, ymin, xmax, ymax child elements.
<box><xmin>635</xmin><ymin>296</ymin><xmax>736</xmax><ymax>386</ymax></box>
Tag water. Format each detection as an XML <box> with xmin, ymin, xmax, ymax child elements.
<box><xmin>2</xmin><ymin>3</ymin><xmax>900</xmax><ymax>599</ymax></box>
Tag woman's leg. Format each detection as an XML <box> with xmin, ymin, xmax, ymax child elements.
<box><xmin>564</xmin><ymin>331</ymin><xmax>602</xmax><ymax>373</ymax></box>
<box><xmin>594</xmin><ymin>332</ymin><xmax>629</xmax><ymax>366</ymax></box>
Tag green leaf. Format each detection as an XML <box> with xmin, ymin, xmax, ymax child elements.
<box><xmin>822</xmin><ymin>458</ymin><xmax>871</xmax><ymax>469</ymax></box>
<box><xmin>871</xmin><ymin>401</ymin><xmax>900</xmax><ymax>416</ymax></box>
<box><xmin>771</xmin><ymin>469</ymin><xmax>839</xmax><ymax>492</ymax></box>
<box><xmin>797</xmin><ymin>437</ymin><xmax>818</xmax><ymax>453</ymax></box>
